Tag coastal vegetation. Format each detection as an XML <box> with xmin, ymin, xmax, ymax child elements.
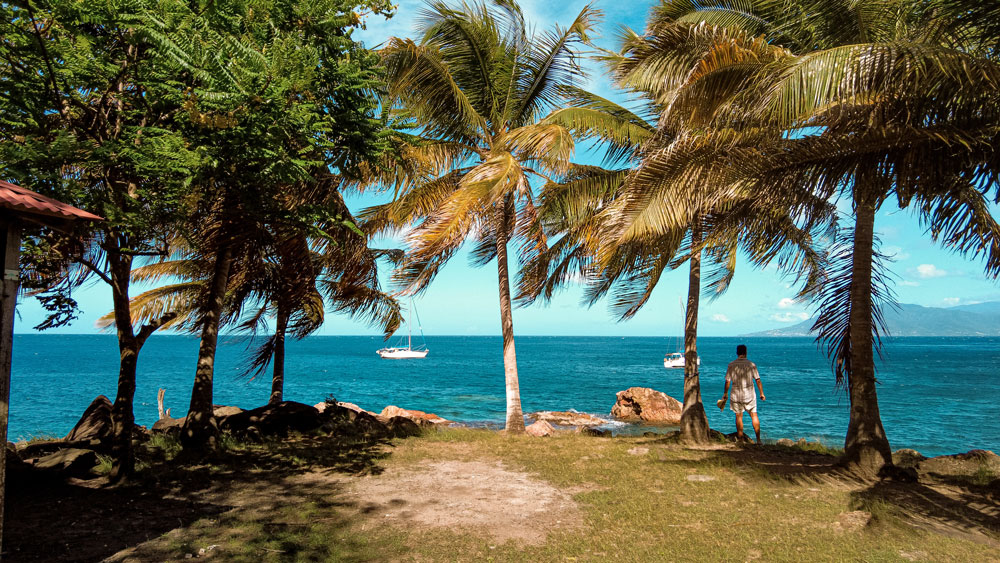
<box><xmin>2</xmin><ymin>6</ymin><xmax>1000</xmax><ymax>560</ymax></box>
<box><xmin>358</xmin><ymin>1</ymin><xmax>600</xmax><ymax>432</ymax></box>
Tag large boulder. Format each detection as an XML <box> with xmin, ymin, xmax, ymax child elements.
<box><xmin>387</xmin><ymin>416</ymin><xmax>422</xmax><ymax>438</ymax></box>
<box><xmin>315</xmin><ymin>401</ymin><xmax>376</xmax><ymax>417</ymax></box>
<box><xmin>527</xmin><ymin>411</ymin><xmax>608</xmax><ymax>427</ymax></box>
<box><xmin>64</xmin><ymin>395</ymin><xmax>113</xmax><ymax>443</ymax></box>
<box><xmin>610</xmin><ymin>387</ymin><xmax>682</xmax><ymax>424</ymax></box>
<box><xmin>525</xmin><ymin>420</ymin><xmax>555</xmax><ymax>437</ymax></box>
<box><xmin>152</xmin><ymin>416</ymin><xmax>185</xmax><ymax>434</ymax></box>
<box><xmin>220</xmin><ymin>401</ymin><xmax>323</xmax><ymax>438</ymax></box>
<box><xmin>352</xmin><ymin>411</ymin><xmax>391</xmax><ymax>439</ymax></box>
<box><xmin>380</xmin><ymin>405</ymin><xmax>451</xmax><ymax>426</ymax></box>
<box><xmin>213</xmin><ymin>405</ymin><xmax>244</xmax><ymax>418</ymax></box>
<box><xmin>33</xmin><ymin>448</ymin><xmax>99</xmax><ymax>479</ymax></box>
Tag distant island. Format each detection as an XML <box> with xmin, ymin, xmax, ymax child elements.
<box><xmin>744</xmin><ymin>302</ymin><xmax>1000</xmax><ymax>337</ymax></box>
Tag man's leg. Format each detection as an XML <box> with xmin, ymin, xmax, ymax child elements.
<box><xmin>750</xmin><ymin>411</ymin><xmax>761</xmax><ymax>445</ymax></box>
<box><xmin>735</xmin><ymin>411</ymin><xmax>745</xmax><ymax>440</ymax></box>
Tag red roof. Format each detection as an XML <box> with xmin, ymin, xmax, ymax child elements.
<box><xmin>0</xmin><ymin>180</ymin><xmax>102</xmax><ymax>222</ymax></box>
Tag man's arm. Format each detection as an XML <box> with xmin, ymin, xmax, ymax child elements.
<box><xmin>755</xmin><ymin>377</ymin><xmax>765</xmax><ymax>401</ymax></box>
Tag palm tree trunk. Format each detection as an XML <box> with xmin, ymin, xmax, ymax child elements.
<box><xmin>107</xmin><ymin>242</ymin><xmax>138</xmax><ymax>482</ymax></box>
<box><xmin>269</xmin><ymin>305</ymin><xmax>289</xmax><ymax>405</ymax></box>
<box><xmin>680</xmin><ymin>224</ymin><xmax>710</xmax><ymax>443</ymax></box>
<box><xmin>843</xmin><ymin>197</ymin><xmax>893</xmax><ymax>474</ymax></box>
<box><xmin>495</xmin><ymin>204</ymin><xmax>525</xmax><ymax>433</ymax></box>
<box><xmin>181</xmin><ymin>243</ymin><xmax>234</xmax><ymax>450</ymax></box>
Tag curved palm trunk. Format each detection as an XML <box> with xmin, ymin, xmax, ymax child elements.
<box><xmin>181</xmin><ymin>243</ymin><xmax>234</xmax><ymax>451</ymax></box>
<box><xmin>843</xmin><ymin>199</ymin><xmax>892</xmax><ymax>473</ymax></box>
<box><xmin>679</xmin><ymin>225</ymin><xmax>710</xmax><ymax>443</ymax></box>
<box><xmin>495</xmin><ymin>205</ymin><xmax>525</xmax><ymax>433</ymax></box>
<box><xmin>269</xmin><ymin>305</ymin><xmax>289</xmax><ymax>405</ymax></box>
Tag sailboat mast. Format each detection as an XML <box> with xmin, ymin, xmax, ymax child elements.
<box><xmin>408</xmin><ymin>299</ymin><xmax>413</xmax><ymax>350</ymax></box>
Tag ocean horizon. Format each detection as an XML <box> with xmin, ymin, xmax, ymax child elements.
<box><xmin>10</xmin><ymin>334</ymin><xmax>998</xmax><ymax>457</ymax></box>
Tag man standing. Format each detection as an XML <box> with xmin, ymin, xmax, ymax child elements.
<box><xmin>718</xmin><ymin>344</ymin><xmax>765</xmax><ymax>444</ymax></box>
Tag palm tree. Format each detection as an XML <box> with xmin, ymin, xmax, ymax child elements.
<box><xmin>523</xmin><ymin>87</ymin><xmax>829</xmax><ymax>444</ymax></box>
<box><xmin>604</xmin><ymin>0</ymin><xmax>1000</xmax><ymax>474</ymax></box>
<box><xmin>360</xmin><ymin>0</ymin><xmax>600</xmax><ymax>432</ymax></box>
<box><xmin>101</xmin><ymin>191</ymin><xmax>401</xmax><ymax>407</ymax></box>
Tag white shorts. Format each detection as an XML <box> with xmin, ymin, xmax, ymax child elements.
<box><xmin>730</xmin><ymin>397</ymin><xmax>757</xmax><ymax>414</ymax></box>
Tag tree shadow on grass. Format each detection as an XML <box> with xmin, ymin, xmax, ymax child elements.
<box><xmin>849</xmin><ymin>477</ymin><xmax>1000</xmax><ymax>547</ymax></box>
<box><xmin>646</xmin><ymin>441</ymin><xmax>1000</xmax><ymax>548</ymax></box>
<box><xmin>4</xmin><ymin>433</ymin><xmax>403</xmax><ymax>563</ymax></box>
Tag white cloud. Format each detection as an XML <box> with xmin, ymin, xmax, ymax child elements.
<box><xmin>899</xmin><ymin>280</ymin><xmax>920</xmax><ymax>287</ymax></box>
<box><xmin>942</xmin><ymin>297</ymin><xmax>960</xmax><ymax>306</ymax></box>
<box><xmin>770</xmin><ymin>312</ymin><xmax>810</xmax><ymax>323</ymax></box>
<box><xmin>711</xmin><ymin>314</ymin><xmax>730</xmax><ymax>323</ymax></box>
<box><xmin>915</xmin><ymin>264</ymin><xmax>947</xmax><ymax>278</ymax></box>
<box><xmin>777</xmin><ymin>298</ymin><xmax>797</xmax><ymax>309</ymax></box>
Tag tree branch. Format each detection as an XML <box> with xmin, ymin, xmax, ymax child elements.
<box><xmin>136</xmin><ymin>311</ymin><xmax>178</xmax><ymax>348</ymax></box>
<box><xmin>75</xmin><ymin>257</ymin><xmax>113</xmax><ymax>286</ymax></box>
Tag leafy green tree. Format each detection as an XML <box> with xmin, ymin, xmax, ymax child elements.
<box><xmin>1</xmin><ymin>0</ymin><xmax>206</xmax><ymax>479</ymax></box>
<box><xmin>169</xmin><ymin>0</ymin><xmax>394</xmax><ymax>450</ymax></box>
<box><xmin>360</xmin><ymin>0</ymin><xmax>599</xmax><ymax>432</ymax></box>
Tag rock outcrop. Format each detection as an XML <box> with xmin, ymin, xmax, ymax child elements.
<box><xmin>64</xmin><ymin>396</ymin><xmax>113</xmax><ymax>443</ymax></box>
<box><xmin>33</xmin><ymin>448</ymin><xmax>99</xmax><ymax>478</ymax></box>
<box><xmin>527</xmin><ymin>411</ymin><xmax>607</xmax><ymax>427</ymax></box>
<box><xmin>212</xmin><ymin>405</ymin><xmax>244</xmax><ymax>418</ymax></box>
<box><xmin>380</xmin><ymin>405</ymin><xmax>451</xmax><ymax>426</ymax></box>
<box><xmin>610</xmin><ymin>387</ymin><xmax>682</xmax><ymax>424</ymax></box>
<box><xmin>525</xmin><ymin>420</ymin><xmax>555</xmax><ymax>437</ymax></box>
<box><xmin>220</xmin><ymin>401</ymin><xmax>323</xmax><ymax>438</ymax></box>
<box><xmin>387</xmin><ymin>416</ymin><xmax>422</xmax><ymax>438</ymax></box>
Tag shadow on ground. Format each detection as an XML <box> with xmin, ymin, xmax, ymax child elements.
<box><xmin>4</xmin><ymin>434</ymin><xmax>395</xmax><ymax>562</ymax></box>
<box><xmin>644</xmin><ymin>438</ymin><xmax>1000</xmax><ymax>547</ymax></box>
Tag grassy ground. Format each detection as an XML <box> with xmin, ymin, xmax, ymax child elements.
<box><xmin>6</xmin><ymin>429</ymin><xmax>999</xmax><ymax>562</ymax></box>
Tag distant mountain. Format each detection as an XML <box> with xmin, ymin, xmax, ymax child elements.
<box><xmin>744</xmin><ymin>302</ymin><xmax>1000</xmax><ymax>337</ymax></box>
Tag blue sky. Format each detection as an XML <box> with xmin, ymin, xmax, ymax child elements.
<box><xmin>15</xmin><ymin>0</ymin><xmax>1000</xmax><ymax>337</ymax></box>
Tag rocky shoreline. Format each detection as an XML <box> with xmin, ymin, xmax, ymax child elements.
<box><xmin>8</xmin><ymin>386</ymin><xmax>997</xmax><ymax>483</ymax></box>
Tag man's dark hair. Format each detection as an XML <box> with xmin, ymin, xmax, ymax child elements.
<box><xmin>737</xmin><ymin>344</ymin><xmax>747</xmax><ymax>356</ymax></box>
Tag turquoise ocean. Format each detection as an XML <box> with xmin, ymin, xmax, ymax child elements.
<box><xmin>8</xmin><ymin>334</ymin><xmax>998</xmax><ymax>457</ymax></box>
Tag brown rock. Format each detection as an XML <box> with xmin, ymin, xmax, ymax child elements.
<box><xmin>527</xmin><ymin>411</ymin><xmax>607</xmax><ymax>427</ymax></box>
<box><xmin>64</xmin><ymin>396</ymin><xmax>113</xmax><ymax>443</ymax></box>
<box><xmin>953</xmin><ymin>449</ymin><xmax>997</xmax><ymax>461</ymax></box>
<box><xmin>380</xmin><ymin>405</ymin><xmax>451</xmax><ymax>425</ymax></box>
<box><xmin>576</xmin><ymin>427</ymin><xmax>610</xmax><ymax>437</ymax></box>
<box><xmin>610</xmin><ymin>387</ymin><xmax>682</xmax><ymax>424</ymax></box>
<box><xmin>34</xmin><ymin>448</ymin><xmax>99</xmax><ymax>478</ymax></box>
<box><xmin>220</xmin><ymin>401</ymin><xmax>322</xmax><ymax>438</ymax></box>
<box><xmin>387</xmin><ymin>416</ymin><xmax>422</xmax><ymax>438</ymax></box>
<box><xmin>213</xmin><ymin>405</ymin><xmax>243</xmax><ymax>418</ymax></box>
<box><xmin>152</xmin><ymin>416</ymin><xmax>185</xmax><ymax>433</ymax></box>
<box><xmin>525</xmin><ymin>420</ymin><xmax>555</xmax><ymax>437</ymax></box>
<box><xmin>353</xmin><ymin>411</ymin><xmax>391</xmax><ymax>439</ymax></box>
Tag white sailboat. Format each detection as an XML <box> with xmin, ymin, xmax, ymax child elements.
<box><xmin>664</xmin><ymin>299</ymin><xmax>700</xmax><ymax>369</ymax></box>
<box><xmin>377</xmin><ymin>300</ymin><xmax>428</xmax><ymax>359</ymax></box>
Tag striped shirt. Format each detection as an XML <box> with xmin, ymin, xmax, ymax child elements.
<box><xmin>725</xmin><ymin>358</ymin><xmax>760</xmax><ymax>404</ymax></box>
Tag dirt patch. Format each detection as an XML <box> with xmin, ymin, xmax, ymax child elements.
<box><xmin>347</xmin><ymin>459</ymin><xmax>581</xmax><ymax>544</ymax></box>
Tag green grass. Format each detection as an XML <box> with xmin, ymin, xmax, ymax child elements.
<box><xmin>355</xmin><ymin>430</ymin><xmax>998</xmax><ymax>562</ymax></box>
<box><xmin>121</xmin><ymin>428</ymin><xmax>998</xmax><ymax>562</ymax></box>
<box><xmin>93</xmin><ymin>453</ymin><xmax>113</xmax><ymax>475</ymax></box>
